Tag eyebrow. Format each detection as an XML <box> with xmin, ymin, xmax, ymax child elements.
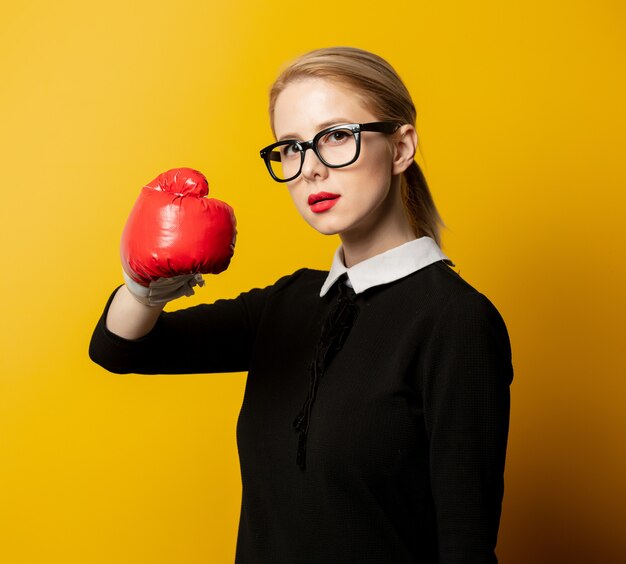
<box><xmin>277</xmin><ymin>118</ymin><xmax>354</xmax><ymax>142</ymax></box>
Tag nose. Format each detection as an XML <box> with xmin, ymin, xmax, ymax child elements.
<box><xmin>300</xmin><ymin>147</ymin><xmax>328</xmax><ymax>182</ymax></box>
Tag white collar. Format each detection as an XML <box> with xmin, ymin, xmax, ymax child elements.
<box><xmin>319</xmin><ymin>236</ymin><xmax>455</xmax><ymax>297</ymax></box>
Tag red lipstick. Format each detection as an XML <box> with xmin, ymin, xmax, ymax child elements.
<box><xmin>308</xmin><ymin>192</ymin><xmax>340</xmax><ymax>213</ymax></box>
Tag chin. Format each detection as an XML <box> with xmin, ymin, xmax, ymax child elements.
<box><xmin>302</xmin><ymin>215</ymin><xmax>347</xmax><ymax>236</ymax></box>
<box><xmin>305</xmin><ymin>222</ymin><xmax>342</xmax><ymax>236</ymax></box>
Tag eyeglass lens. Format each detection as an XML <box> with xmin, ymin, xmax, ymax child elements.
<box><xmin>268</xmin><ymin>127</ymin><xmax>358</xmax><ymax>181</ymax></box>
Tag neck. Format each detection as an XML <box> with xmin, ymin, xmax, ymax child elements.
<box><xmin>340</xmin><ymin>182</ymin><xmax>416</xmax><ymax>268</ymax></box>
<box><xmin>340</xmin><ymin>228</ymin><xmax>416</xmax><ymax>268</ymax></box>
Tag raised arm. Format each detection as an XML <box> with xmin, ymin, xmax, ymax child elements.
<box><xmin>89</xmin><ymin>281</ymin><xmax>268</xmax><ymax>375</ymax></box>
<box><xmin>89</xmin><ymin>167</ymin><xmax>238</xmax><ymax>373</ymax></box>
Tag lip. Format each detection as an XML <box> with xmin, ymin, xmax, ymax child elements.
<box><xmin>308</xmin><ymin>192</ymin><xmax>341</xmax><ymax>214</ymax></box>
<box><xmin>308</xmin><ymin>192</ymin><xmax>340</xmax><ymax>206</ymax></box>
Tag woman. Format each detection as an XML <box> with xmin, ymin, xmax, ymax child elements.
<box><xmin>90</xmin><ymin>46</ymin><xmax>513</xmax><ymax>563</ymax></box>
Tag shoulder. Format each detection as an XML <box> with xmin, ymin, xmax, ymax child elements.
<box><xmin>421</xmin><ymin>263</ymin><xmax>512</xmax><ymax>365</ymax></box>
<box><xmin>441</xmin><ymin>263</ymin><xmax>508</xmax><ymax>328</ymax></box>
<box><xmin>254</xmin><ymin>267</ymin><xmax>327</xmax><ymax>297</ymax></box>
<box><xmin>384</xmin><ymin>261</ymin><xmax>511</xmax><ymax>346</ymax></box>
<box><xmin>234</xmin><ymin>268</ymin><xmax>327</xmax><ymax>308</ymax></box>
<box><xmin>409</xmin><ymin>265</ymin><xmax>514</xmax><ymax>387</ymax></box>
<box><xmin>400</xmin><ymin>261</ymin><xmax>505</xmax><ymax>316</ymax></box>
<box><xmin>406</xmin><ymin>260</ymin><xmax>484</xmax><ymax>297</ymax></box>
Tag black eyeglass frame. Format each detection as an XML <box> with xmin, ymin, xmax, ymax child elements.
<box><xmin>259</xmin><ymin>121</ymin><xmax>402</xmax><ymax>183</ymax></box>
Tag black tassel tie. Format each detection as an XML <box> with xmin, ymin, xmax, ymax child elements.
<box><xmin>293</xmin><ymin>278</ymin><xmax>359</xmax><ymax>470</ymax></box>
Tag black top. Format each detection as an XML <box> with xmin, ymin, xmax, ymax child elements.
<box><xmin>89</xmin><ymin>262</ymin><xmax>513</xmax><ymax>563</ymax></box>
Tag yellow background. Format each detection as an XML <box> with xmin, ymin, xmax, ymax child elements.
<box><xmin>1</xmin><ymin>0</ymin><xmax>624</xmax><ymax>562</ymax></box>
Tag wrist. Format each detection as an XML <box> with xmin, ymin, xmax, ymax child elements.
<box><xmin>121</xmin><ymin>269</ymin><xmax>205</xmax><ymax>306</ymax></box>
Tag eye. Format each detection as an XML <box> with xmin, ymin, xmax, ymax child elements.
<box><xmin>281</xmin><ymin>142</ymin><xmax>300</xmax><ymax>159</ymax></box>
<box><xmin>320</xmin><ymin>128</ymin><xmax>354</xmax><ymax>146</ymax></box>
<box><xmin>331</xmin><ymin>130</ymin><xmax>349</xmax><ymax>142</ymax></box>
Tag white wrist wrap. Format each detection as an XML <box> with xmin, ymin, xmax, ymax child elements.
<box><xmin>122</xmin><ymin>270</ymin><xmax>205</xmax><ymax>306</ymax></box>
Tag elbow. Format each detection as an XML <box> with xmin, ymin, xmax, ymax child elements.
<box><xmin>88</xmin><ymin>348</ymin><xmax>131</xmax><ymax>375</ymax></box>
<box><xmin>88</xmin><ymin>333</ymin><xmax>132</xmax><ymax>375</ymax></box>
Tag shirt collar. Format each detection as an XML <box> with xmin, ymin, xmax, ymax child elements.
<box><xmin>319</xmin><ymin>236</ymin><xmax>455</xmax><ymax>297</ymax></box>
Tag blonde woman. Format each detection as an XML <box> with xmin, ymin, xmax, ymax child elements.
<box><xmin>90</xmin><ymin>47</ymin><xmax>513</xmax><ymax>563</ymax></box>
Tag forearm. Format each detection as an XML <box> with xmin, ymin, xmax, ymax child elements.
<box><xmin>105</xmin><ymin>284</ymin><xmax>165</xmax><ymax>340</ymax></box>
<box><xmin>89</xmin><ymin>280</ymin><xmax>269</xmax><ymax>375</ymax></box>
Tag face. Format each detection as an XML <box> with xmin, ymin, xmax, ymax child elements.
<box><xmin>272</xmin><ymin>78</ymin><xmax>411</xmax><ymax>241</ymax></box>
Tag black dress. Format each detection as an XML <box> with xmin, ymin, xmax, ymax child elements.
<box><xmin>90</xmin><ymin>261</ymin><xmax>513</xmax><ymax>563</ymax></box>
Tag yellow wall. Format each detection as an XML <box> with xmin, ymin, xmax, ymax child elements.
<box><xmin>1</xmin><ymin>1</ymin><xmax>624</xmax><ymax>562</ymax></box>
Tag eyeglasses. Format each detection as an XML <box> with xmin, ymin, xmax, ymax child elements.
<box><xmin>259</xmin><ymin>121</ymin><xmax>401</xmax><ymax>183</ymax></box>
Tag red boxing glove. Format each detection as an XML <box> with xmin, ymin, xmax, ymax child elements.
<box><xmin>121</xmin><ymin>168</ymin><xmax>236</xmax><ymax>302</ymax></box>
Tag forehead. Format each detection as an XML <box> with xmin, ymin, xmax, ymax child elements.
<box><xmin>273</xmin><ymin>77</ymin><xmax>376</xmax><ymax>140</ymax></box>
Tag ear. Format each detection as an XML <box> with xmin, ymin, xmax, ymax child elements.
<box><xmin>391</xmin><ymin>124</ymin><xmax>418</xmax><ymax>175</ymax></box>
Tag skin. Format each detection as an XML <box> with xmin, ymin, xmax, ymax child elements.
<box><xmin>106</xmin><ymin>77</ymin><xmax>421</xmax><ymax>340</ymax></box>
<box><xmin>273</xmin><ymin>77</ymin><xmax>419</xmax><ymax>267</ymax></box>
<box><xmin>105</xmin><ymin>284</ymin><xmax>164</xmax><ymax>340</ymax></box>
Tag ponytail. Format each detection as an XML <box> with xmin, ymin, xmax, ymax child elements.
<box><xmin>401</xmin><ymin>162</ymin><xmax>445</xmax><ymax>246</ymax></box>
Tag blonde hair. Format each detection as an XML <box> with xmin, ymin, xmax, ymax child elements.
<box><xmin>268</xmin><ymin>46</ymin><xmax>447</xmax><ymax>246</ymax></box>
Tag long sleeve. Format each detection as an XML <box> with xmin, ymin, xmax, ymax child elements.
<box><xmin>421</xmin><ymin>290</ymin><xmax>513</xmax><ymax>564</ymax></box>
<box><xmin>88</xmin><ymin>270</ymin><xmax>305</xmax><ymax>375</ymax></box>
